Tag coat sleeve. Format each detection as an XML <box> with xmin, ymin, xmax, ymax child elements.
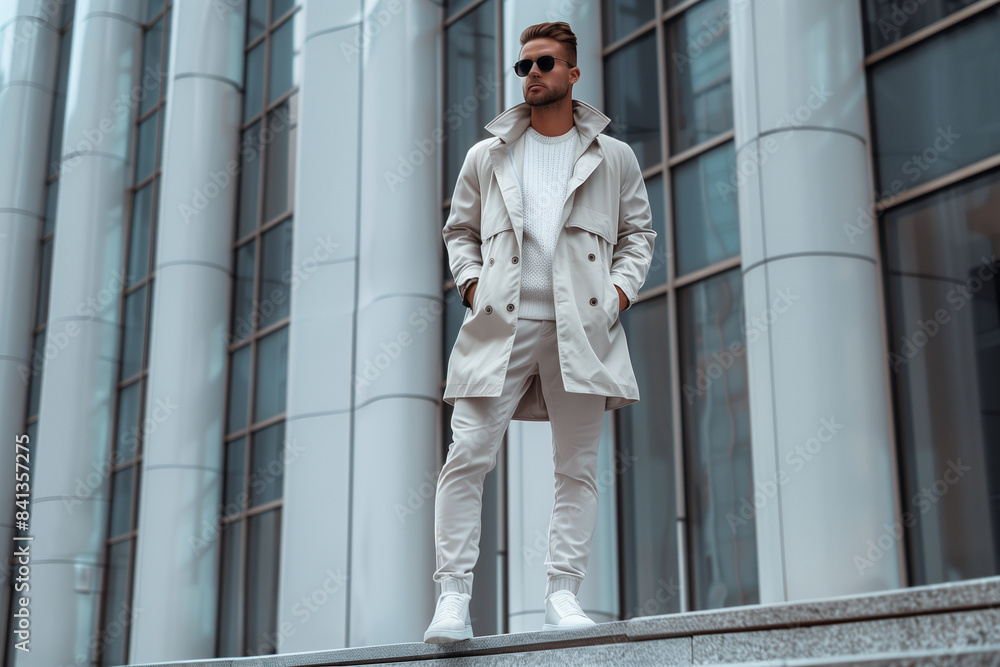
<box><xmin>443</xmin><ymin>146</ymin><xmax>484</xmax><ymax>309</ymax></box>
<box><xmin>610</xmin><ymin>145</ymin><xmax>656</xmax><ymax>311</ymax></box>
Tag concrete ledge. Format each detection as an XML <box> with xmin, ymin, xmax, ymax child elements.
<box><xmin>129</xmin><ymin>575</ymin><xmax>1000</xmax><ymax>666</ymax></box>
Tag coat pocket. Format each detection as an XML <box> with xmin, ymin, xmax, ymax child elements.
<box><xmin>565</xmin><ymin>205</ymin><xmax>616</xmax><ymax>245</ymax></box>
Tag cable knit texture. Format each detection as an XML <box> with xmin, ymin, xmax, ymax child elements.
<box><xmin>518</xmin><ymin>125</ymin><xmax>577</xmax><ymax>320</ymax></box>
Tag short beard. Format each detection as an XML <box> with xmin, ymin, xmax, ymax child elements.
<box><xmin>525</xmin><ymin>85</ymin><xmax>567</xmax><ymax>108</ymax></box>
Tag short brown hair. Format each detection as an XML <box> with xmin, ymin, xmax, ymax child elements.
<box><xmin>519</xmin><ymin>22</ymin><xmax>577</xmax><ymax>66</ymax></box>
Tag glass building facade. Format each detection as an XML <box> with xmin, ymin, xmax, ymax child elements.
<box><xmin>0</xmin><ymin>0</ymin><xmax>996</xmax><ymax>664</ymax></box>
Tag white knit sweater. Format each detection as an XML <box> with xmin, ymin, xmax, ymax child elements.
<box><xmin>517</xmin><ymin>125</ymin><xmax>578</xmax><ymax>320</ymax></box>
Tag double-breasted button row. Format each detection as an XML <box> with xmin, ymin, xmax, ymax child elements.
<box><xmin>483</xmin><ymin>303</ymin><xmax>515</xmax><ymax>314</ymax></box>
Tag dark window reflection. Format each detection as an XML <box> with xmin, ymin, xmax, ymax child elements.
<box><xmin>869</xmin><ymin>5</ymin><xmax>1000</xmax><ymax>195</ymax></box>
<box><xmin>863</xmin><ymin>0</ymin><xmax>981</xmax><ymax>53</ymax></box>
<box><xmin>445</xmin><ymin>0</ymin><xmax>497</xmax><ymax>198</ymax></box>
<box><xmin>603</xmin><ymin>0</ymin><xmax>655</xmax><ymax>45</ymax></box>
<box><xmin>618</xmin><ymin>295</ymin><xmax>680</xmax><ymax>618</ymax></box>
<box><xmin>245</xmin><ymin>510</ymin><xmax>280</xmax><ymax>655</ymax></box>
<box><xmin>604</xmin><ymin>31</ymin><xmax>661</xmax><ymax>170</ymax></box>
<box><xmin>666</xmin><ymin>0</ymin><xmax>733</xmax><ymax>154</ymax></box>
<box><xmin>644</xmin><ymin>175</ymin><xmax>668</xmax><ymax>288</ymax></box>
<box><xmin>883</xmin><ymin>167</ymin><xmax>1000</xmax><ymax>583</ymax></box>
<box><xmin>678</xmin><ymin>269</ymin><xmax>757</xmax><ymax>610</ymax></box>
<box><xmin>673</xmin><ymin>141</ymin><xmax>739</xmax><ymax>275</ymax></box>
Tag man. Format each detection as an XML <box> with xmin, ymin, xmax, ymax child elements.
<box><xmin>424</xmin><ymin>21</ymin><xmax>655</xmax><ymax>643</ymax></box>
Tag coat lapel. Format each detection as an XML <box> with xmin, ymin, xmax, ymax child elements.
<box><xmin>483</xmin><ymin>99</ymin><xmax>612</xmax><ymax>249</ymax></box>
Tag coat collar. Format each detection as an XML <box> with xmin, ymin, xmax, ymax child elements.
<box><xmin>483</xmin><ymin>100</ymin><xmax>611</xmax><ymax>250</ymax></box>
<box><xmin>484</xmin><ymin>99</ymin><xmax>611</xmax><ymax>148</ymax></box>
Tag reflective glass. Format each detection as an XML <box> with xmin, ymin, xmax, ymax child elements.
<box><xmin>604</xmin><ymin>31</ymin><xmax>661</xmax><ymax>170</ymax></box>
<box><xmin>238</xmin><ymin>122</ymin><xmax>261</xmax><ymax>238</ymax></box>
<box><xmin>603</xmin><ymin>0</ymin><xmax>655</xmax><ymax>44</ymax></box>
<box><xmin>135</xmin><ymin>112</ymin><xmax>158</xmax><ymax>184</ymax></box>
<box><xmin>259</xmin><ymin>219</ymin><xmax>292</xmax><ymax>329</ymax></box>
<box><xmin>128</xmin><ymin>183</ymin><xmax>153</xmax><ymax>287</ymax></box>
<box><xmin>115</xmin><ymin>380</ymin><xmax>141</xmax><ymax>465</ymax></box>
<box><xmin>667</xmin><ymin>0</ymin><xmax>733</xmax><ymax>153</ymax></box>
<box><xmin>248</xmin><ymin>0</ymin><xmax>267</xmax><ymax>42</ymax></box>
<box><xmin>249</xmin><ymin>422</ymin><xmax>284</xmax><ymax>507</ymax></box>
<box><xmin>227</xmin><ymin>344</ymin><xmax>251</xmax><ymax>434</ymax></box>
<box><xmin>244</xmin><ymin>41</ymin><xmax>265</xmax><ymax>122</ymax></box>
<box><xmin>140</xmin><ymin>16</ymin><xmax>164</xmax><ymax>116</ymax></box>
<box><xmin>109</xmin><ymin>467</ymin><xmax>134</xmax><ymax>537</ymax></box>
<box><xmin>48</xmin><ymin>30</ymin><xmax>72</xmax><ymax>178</ymax></box>
<box><xmin>121</xmin><ymin>286</ymin><xmax>148</xmax><ymax>381</ymax></box>
<box><xmin>678</xmin><ymin>268</ymin><xmax>757</xmax><ymax>610</ymax></box>
<box><xmin>268</xmin><ymin>18</ymin><xmax>294</xmax><ymax>105</ymax></box>
<box><xmin>99</xmin><ymin>540</ymin><xmax>130</xmax><ymax>666</ymax></box>
<box><xmin>145</xmin><ymin>0</ymin><xmax>165</xmax><ymax>22</ymax></box>
<box><xmin>27</xmin><ymin>332</ymin><xmax>45</xmax><ymax>418</ymax></box>
<box><xmin>863</xmin><ymin>0</ymin><xmax>981</xmax><ymax>52</ymax></box>
<box><xmin>254</xmin><ymin>326</ymin><xmax>288</xmax><ymax>422</ymax></box>
<box><xmin>44</xmin><ymin>179</ymin><xmax>58</xmax><ymax>236</ymax></box>
<box><xmin>272</xmin><ymin>0</ymin><xmax>295</xmax><ymax>23</ymax></box>
<box><xmin>446</xmin><ymin>0</ymin><xmax>479</xmax><ymax>16</ymax></box>
<box><xmin>245</xmin><ymin>509</ymin><xmax>280</xmax><ymax>655</ymax></box>
<box><xmin>232</xmin><ymin>241</ymin><xmax>255</xmax><ymax>342</ymax></box>
<box><xmin>217</xmin><ymin>520</ymin><xmax>242</xmax><ymax>657</ymax></box>
<box><xmin>224</xmin><ymin>438</ymin><xmax>246</xmax><ymax>513</ymax></box>
<box><xmin>644</xmin><ymin>174</ymin><xmax>668</xmax><ymax>288</ymax></box>
<box><xmin>673</xmin><ymin>140</ymin><xmax>739</xmax><ymax>275</ymax></box>
<box><xmin>263</xmin><ymin>98</ymin><xmax>297</xmax><ymax>222</ymax></box>
<box><xmin>35</xmin><ymin>239</ymin><xmax>53</xmax><ymax>328</ymax></box>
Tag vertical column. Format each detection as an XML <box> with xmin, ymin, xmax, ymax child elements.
<box><xmin>127</xmin><ymin>0</ymin><xmax>245</xmax><ymax>663</ymax></box>
<box><xmin>501</xmin><ymin>0</ymin><xmax>618</xmax><ymax>628</ymax></box>
<box><xmin>25</xmin><ymin>2</ymin><xmax>142</xmax><ymax>666</ymax></box>
<box><xmin>729</xmin><ymin>0</ymin><xmax>903</xmax><ymax>602</ymax></box>
<box><xmin>274</xmin><ymin>0</ymin><xmax>361</xmax><ymax>652</ymax></box>
<box><xmin>0</xmin><ymin>1</ymin><xmax>62</xmax><ymax>661</ymax></box>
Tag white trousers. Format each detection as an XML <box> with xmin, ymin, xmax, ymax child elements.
<box><xmin>433</xmin><ymin>317</ymin><xmax>606</xmax><ymax>599</ymax></box>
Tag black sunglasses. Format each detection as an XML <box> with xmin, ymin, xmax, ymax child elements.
<box><xmin>513</xmin><ymin>55</ymin><xmax>574</xmax><ymax>77</ymax></box>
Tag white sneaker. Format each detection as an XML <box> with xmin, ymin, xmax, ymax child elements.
<box><xmin>542</xmin><ymin>590</ymin><xmax>597</xmax><ymax>631</ymax></box>
<box><xmin>423</xmin><ymin>592</ymin><xmax>473</xmax><ymax>643</ymax></box>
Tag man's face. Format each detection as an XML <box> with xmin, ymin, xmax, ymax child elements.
<box><xmin>518</xmin><ymin>37</ymin><xmax>580</xmax><ymax>107</ymax></box>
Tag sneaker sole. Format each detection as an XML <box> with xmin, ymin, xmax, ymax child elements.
<box><xmin>423</xmin><ymin>625</ymin><xmax>473</xmax><ymax>643</ymax></box>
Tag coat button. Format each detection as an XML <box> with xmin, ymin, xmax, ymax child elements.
<box><xmin>489</xmin><ymin>257</ymin><xmax>494</xmax><ymax>266</ymax></box>
<box><xmin>506</xmin><ymin>303</ymin><xmax>514</xmax><ymax>312</ymax></box>
<box><xmin>512</xmin><ymin>256</ymin><xmax>518</xmax><ymax>263</ymax></box>
<box><xmin>588</xmin><ymin>253</ymin><xmax>595</xmax><ymax>261</ymax></box>
<box><xmin>589</xmin><ymin>297</ymin><xmax>598</xmax><ymax>306</ymax></box>
<box><xmin>485</xmin><ymin>305</ymin><xmax>493</xmax><ymax>314</ymax></box>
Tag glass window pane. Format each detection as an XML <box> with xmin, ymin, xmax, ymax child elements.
<box><xmin>617</xmin><ymin>295</ymin><xmax>681</xmax><ymax>618</ymax></box>
<box><xmin>227</xmin><ymin>344</ymin><xmax>251</xmax><ymax>434</ymax></box>
<box><xmin>603</xmin><ymin>0</ymin><xmax>655</xmax><ymax>44</ymax></box>
<box><xmin>263</xmin><ymin>98</ymin><xmax>297</xmax><ymax>222</ymax></box>
<box><xmin>244</xmin><ymin>41</ymin><xmax>265</xmax><ymax>122</ymax></box>
<box><xmin>446</xmin><ymin>0</ymin><xmax>479</xmax><ymax>17</ymax></box>
<box><xmin>272</xmin><ymin>0</ymin><xmax>295</xmax><ymax>23</ymax></box>
<box><xmin>268</xmin><ymin>18</ymin><xmax>294</xmax><ymax>105</ymax></box>
<box><xmin>224</xmin><ymin>437</ymin><xmax>246</xmax><ymax>514</ymax></box>
<box><xmin>883</xmin><ymin>167</ymin><xmax>1000</xmax><ymax>584</ymax></box>
<box><xmin>128</xmin><ymin>183</ymin><xmax>153</xmax><ymax>287</ymax></box>
<box><xmin>678</xmin><ymin>268</ymin><xmax>757</xmax><ymax>610</ymax></box>
<box><xmin>667</xmin><ymin>0</ymin><xmax>733</xmax><ymax>153</ymax></box>
<box><xmin>248</xmin><ymin>0</ymin><xmax>266</xmax><ymax>42</ymax></box>
<box><xmin>135</xmin><ymin>111</ymin><xmax>158</xmax><ymax>184</ymax></box>
<box><xmin>44</xmin><ymin>179</ymin><xmax>58</xmax><ymax>236</ymax></box>
<box><xmin>35</xmin><ymin>238</ymin><xmax>53</xmax><ymax>328</ymax></box>
<box><xmin>232</xmin><ymin>240</ymin><xmax>255</xmax><ymax>342</ymax></box>
<box><xmin>444</xmin><ymin>286</ymin><xmax>465</xmax><ymax>367</ymax></box>
<box><xmin>250</xmin><ymin>421</ymin><xmax>284</xmax><ymax>507</ymax></box>
<box><xmin>217</xmin><ymin>520</ymin><xmax>242</xmax><ymax>657</ymax></box>
<box><xmin>259</xmin><ymin>219</ymin><xmax>292</xmax><ymax>329</ymax></box>
<box><xmin>870</xmin><ymin>6</ymin><xmax>1000</xmax><ymax>195</ymax></box>
<box><xmin>604</xmin><ymin>31</ymin><xmax>661</xmax><ymax>170</ymax></box>
<box><xmin>145</xmin><ymin>0</ymin><xmax>165</xmax><ymax>23</ymax></box>
<box><xmin>254</xmin><ymin>326</ymin><xmax>288</xmax><ymax>422</ymax></box>
<box><xmin>100</xmin><ymin>540</ymin><xmax>130</xmax><ymax>667</ymax></box>
<box><xmin>445</xmin><ymin>0</ymin><xmax>497</xmax><ymax>198</ymax></box>
<box><xmin>644</xmin><ymin>174</ymin><xmax>668</xmax><ymax>288</ymax></box>
<box><xmin>109</xmin><ymin>467</ymin><xmax>134</xmax><ymax>537</ymax></box>
<box><xmin>140</xmin><ymin>17</ymin><xmax>164</xmax><ymax>116</ymax></box>
<box><xmin>673</xmin><ymin>141</ymin><xmax>739</xmax><ymax>275</ymax></box>
<box><xmin>27</xmin><ymin>331</ymin><xmax>45</xmax><ymax>418</ymax></box>
<box><xmin>863</xmin><ymin>0</ymin><xmax>980</xmax><ymax>53</ymax></box>
<box><xmin>115</xmin><ymin>380</ymin><xmax>141</xmax><ymax>465</ymax></box>
<box><xmin>61</xmin><ymin>0</ymin><xmax>75</xmax><ymax>27</ymax></box>
<box><xmin>245</xmin><ymin>509</ymin><xmax>280</xmax><ymax>655</ymax></box>
<box><xmin>238</xmin><ymin>122</ymin><xmax>262</xmax><ymax>238</ymax></box>
<box><xmin>122</xmin><ymin>285</ymin><xmax>148</xmax><ymax>381</ymax></box>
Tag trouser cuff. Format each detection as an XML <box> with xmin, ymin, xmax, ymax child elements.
<box><xmin>546</xmin><ymin>575</ymin><xmax>582</xmax><ymax>598</ymax></box>
<box><xmin>438</xmin><ymin>575</ymin><xmax>473</xmax><ymax>596</ymax></box>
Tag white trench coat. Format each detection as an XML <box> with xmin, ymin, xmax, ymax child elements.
<box><xmin>442</xmin><ymin>99</ymin><xmax>656</xmax><ymax>421</ymax></box>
